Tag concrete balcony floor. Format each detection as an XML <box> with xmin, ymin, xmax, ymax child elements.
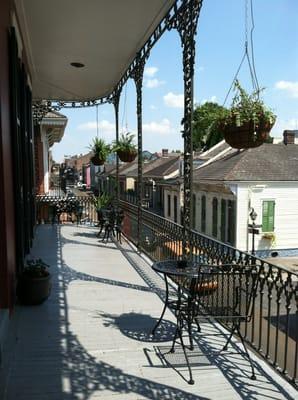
<box><xmin>0</xmin><ymin>224</ymin><xmax>296</xmax><ymax>399</ymax></box>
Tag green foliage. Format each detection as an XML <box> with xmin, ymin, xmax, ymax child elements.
<box><xmin>22</xmin><ymin>259</ymin><xmax>50</xmax><ymax>278</ymax></box>
<box><xmin>93</xmin><ymin>192</ymin><xmax>112</xmax><ymax>211</ymax></box>
<box><xmin>218</xmin><ymin>80</ymin><xmax>276</xmax><ymax>129</ymax></box>
<box><xmin>88</xmin><ymin>137</ymin><xmax>110</xmax><ymax>161</ymax></box>
<box><xmin>192</xmin><ymin>102</ymin><xmax>228</xmax><ymax>151</ymax></box>
<box><xmin>112</xmin><ymin>132</ymin><xmax>137</xmax><ymax>153</ymax></box>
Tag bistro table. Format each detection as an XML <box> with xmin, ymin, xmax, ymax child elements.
<box><xmin>151</xmin><ymin>260</ymin><xmax>258</xmax><ymax>384</ymax></box>
<box><xmin>151</xmin><ymin>259</ymin><xmax>216</xmax><ymax>335</ymax></box>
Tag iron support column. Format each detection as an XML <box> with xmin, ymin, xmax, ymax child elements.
<box><xmin>171</xmin><ymin>0</ymin><xmax>202</xmax><ymax>258</ymax></box>
<box><xmin>112</xmin><ymin>88</ymin><xmax>122</xmax><ymax>205</ymax></box>
<box><xmin>131</xmin><ymin>54</ymin><xmax>147</xmax><ymax>248</ymax></box>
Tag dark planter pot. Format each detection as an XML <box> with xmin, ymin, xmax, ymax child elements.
<box><xmin>17</xmin><ymin>274</ymin><xmax>52</xmax><ymax>305</ymax></box>
<box><xmin>117</xmin><ymin>150</ymin><xmax>137</xmax><ymax>162</ymax></box>
<box><xmin>90</xmin><ymin>155</ymin><xmax>105</xmax><ymax>165</ymax></box>
<box><xmin>223</xmin><ymin>120</ymin><xmax>274</xmax><ymax>149</ymax></box>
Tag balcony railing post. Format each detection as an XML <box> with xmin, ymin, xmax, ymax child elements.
<box><xmin>130</xmin><ymin>53</ymin><xmax>148</xmax><ymax>248</ymax></box>
<box><xmin>170</xmin><ymin>0</ymin><xmax>202</xmax><ymax>258</ymax></box>
<box><xmin>111</xmin><ymin>87</ymin><xmax>122</xmax><ymax>206</ymax></box>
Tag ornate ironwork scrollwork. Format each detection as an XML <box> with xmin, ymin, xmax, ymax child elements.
<box><xmin>110</xmin><ymin>86</ymin><xmax>123</xmax><ymax>205</ymax></box>
<box><xmin>168</xmin><ymin>0</ymin><xmax>203</xmax><ymax>257</ymax></box>
<box><xmin>130</xmin><ymin>53</ymin><xmax>149</xmax><ymax>246</ymax></box>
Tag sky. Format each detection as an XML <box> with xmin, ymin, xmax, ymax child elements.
<box><xmin>52</xmin><ymin>0</ymin><xmax>298</xmax><ymax>162</ymax></box>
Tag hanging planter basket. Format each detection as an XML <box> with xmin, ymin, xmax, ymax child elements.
<box><xmin>90</xmin><ymin>155</ymin><xmax>105</xmax><ymax>165</ymax></box>
<box><xmin>222</xmin><ymin>119</ymin><xmax>274</xmax><ymax>149</ymax></box>
<box><xmin>117</xmin><ymin>150</ymin><xmax>137</xmax><ymax>162</ymax></box>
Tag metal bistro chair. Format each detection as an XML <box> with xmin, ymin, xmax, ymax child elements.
<box><xmin>169</xmin><ymin>264</ymin><xmax>259</xmax><ymax>385</ymax></box>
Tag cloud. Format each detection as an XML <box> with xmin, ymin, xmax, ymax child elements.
<box><xmin>77</xmin><ymin>119</ymin><xmax>115</xmax><ymax>133</ymax></box>
<box><xmin>275</xmin><ymin>81</ymin><xmax>298</xmax><ymax>98</ymax></box>
<box><xmin>198</xmin><ymin>95</ymin><xmax>218</xmax><ymax>105</ymax></box>
<box><xmin>144</xmin><ymin>66</ymin><xmax>158</xmax><ymax>77</ymax></box>
<box><xmin>163</xmin><ymin>92</ymin><xmax>184</xmax><ymax>108</ymax></box>
<box><xmin>143</xmin><ymin>118</ymin><xmax>174</xmax><ymax>135</ymax></box>
<box><xmin>145</xmin><ymin>78</ymin><xmax>165</xmax><ymax>89</ymax></box>
<box><xmin>150</xmin><ymin>105</ymin><xmax>157</xmax><ymax>110</ymax></box>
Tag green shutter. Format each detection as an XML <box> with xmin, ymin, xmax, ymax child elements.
<box><xmin>262</xmin><ymin>201</ymin><xmax>275</xmax><ymax>232</ymax></box>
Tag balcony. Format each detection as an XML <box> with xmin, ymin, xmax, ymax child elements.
<box><xmin>0</xmin><ymin>212</ymin><xmax>297</xmax><ymax>399</ymax></box>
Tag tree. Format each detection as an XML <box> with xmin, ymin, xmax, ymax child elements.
<box><xmin>192</xmin><ymin>102</ymin><xmax>228</xmax><ymax>151</ymax></box>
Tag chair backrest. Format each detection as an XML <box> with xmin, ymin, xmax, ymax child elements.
<box><xmin>191</xmin><ymin>264</ymin><xmax>259</xmax><ymax>323</ymax></box>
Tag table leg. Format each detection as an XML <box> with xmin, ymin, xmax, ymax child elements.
<box><xmin>151</xmin><ymin>273</ymin><xmax>169</xmax><ymax>335</ymax></box>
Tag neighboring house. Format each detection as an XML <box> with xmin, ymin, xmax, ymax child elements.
<box><xmin>34</xmin><ymin>111</ymin><xmax>67</xmax><ymax>194</ymax></box>
<box><xmin>97</xmin><ymin>160</ymin><xmax>138</xmax><ymax>196</ymax></box>
<box><xmin>161</xmin><ymin>179</ymin><xmax>182</xmax><ymax>224</ymax></box>
<box><xmin>163</xmin><ymin>141</ymin><xmax>230</xmax><ymax>225</ymax></box>
<box><xmin>127</xmin><ymin>150</ymin><xmax>180</xmax><ymax>211</ymax></box>
<box><xmin>192</xmin><ymin>136</ymin><xmax>298</xmax><ymax>257</ymax></box>
<box><xmin>97</xmin><ymin>150</ymin><xmax>180</xmax><ymax>211</ymax></box>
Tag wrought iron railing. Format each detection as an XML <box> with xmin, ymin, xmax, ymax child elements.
<box><xmin>35</xmin><ymin>195</ymin><xmax>298</xmax><ymax>386</ymax></box>
<box><xmin>36</xmin><ymin>195</ymin><xmax>98</xmax><ymax>225</ymax></box>
<box><xmin>120</xmin><ymin>200</ymin><xmax>298</xmax><ymax>388</ymax></box>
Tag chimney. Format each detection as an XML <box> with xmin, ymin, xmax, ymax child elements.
<box><xmin>162</xmin><ymin>149</ymin><xmax>168</xmax><ymax>157</ymax></box>
<box><xmin>283</xmin><ymin>130</ymin><xmax>295</xmax><ymax>145</ymax></box>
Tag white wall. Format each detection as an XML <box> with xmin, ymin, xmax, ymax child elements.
<box><xmin>243</xmin><ymin>182</ymin><xmax>298</xmax><ymax>252</ymax></box>
<box><xmin>163</xmin><ymin>187</ymin><xmax>181</xmax><ymax>224</ymax></box>
<box><xmin>193</xmin><ymin>187</ymin><xmax>236</xmax><ymax>242</ymax></box>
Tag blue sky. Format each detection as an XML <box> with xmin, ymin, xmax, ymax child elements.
<box><xmin>52</xmin><ymin>0</ymin><xmax>298</xmax><ymax>162</ymax></box>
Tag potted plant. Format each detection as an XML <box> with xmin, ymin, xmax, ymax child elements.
<box><xmin>218</xmin><ymin>80</ymin><xmax>276</xmax><ymax>149</ymax></box>
<box><xmin>112</xmin><ymin>132</ymin><xmax>137</xmax><ymax>162</ymax></box>
<box><xmin>93</xmin><ymin>192</ymin><xmax>112</xmax><ymax>212</ymax></box>
<box><xmin>17</xmin><ymin>259</ymin><xmax>51</xmax><ymax>305</ymax></box>
<box><xmin>89</xmin><ymin>137</ymin><xmax>110</xmax><ymax>165</ymax></box>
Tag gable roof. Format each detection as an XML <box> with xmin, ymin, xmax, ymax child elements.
<box><xmin>193</xmin><ymin>144</ymin><xmax>298</xmax><ymax>182</ymax></box>
<box><xmin>143</xmin><ymin>156</ymin><xmax>180</xmax><ymax>179</ymax></box>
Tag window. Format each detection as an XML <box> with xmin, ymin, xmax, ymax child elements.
<box><xmin>212</xmin><ymin>197</ymin><xmax>218</xmax><ymax>237</ymax></box>
<box><xmin>167</xmin><ymin>194</ymin><xmax>171</xmax><ymax>217</ymax></box>
<box><xmin>262</xmin><ymin>201</ymin><xmax>275</xmax><ymax>232</ymax></box>
<box><xmin>174</xmin><ymin>195</ymin><xmax>178</xmax><ymax>223</ymax></box>
<box><xmin>192</xmin><ymin>194</ymin><xmax>196</xmax><ymax>229</ymax></box>
<box><xmin>221</xmin><ymin>199</ymin><xmax>226</xmax><ymax>242</ymax></box>
<box><xmin>201</xmin><ymin>195</ymin><xmax>206</xmax><ymax>233</ymax></box>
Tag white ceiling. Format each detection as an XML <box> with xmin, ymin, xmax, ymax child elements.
<box><xmin>15</xmin><ymin>0</ymin><xmax>175</xmax><ymax>102</ymax></box>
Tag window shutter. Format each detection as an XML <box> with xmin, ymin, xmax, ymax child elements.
<box><xmin>262</xmin><ymin>201</ymin><xmax>275</xmax><ymax>232</ymax></box>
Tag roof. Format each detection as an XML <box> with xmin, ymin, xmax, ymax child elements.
<box><xmin>143</xmin><ymin>156</ymin><xmax>180</xmax><ymax>179</ymax></box>
<box><xmin>195</xmin><ymin>140</ymin><xmax>230</xmax><ymax>163</ymax></box>
<box><xmin>126</xmin><ymin>156</ymin><xmax>180</xmax><ymax>179</ymax></box>
<box><xmin>16</xmin><ymin>1</ymin><xmax>176</xmax><ymax>102</ymax></box>
<box><xmin>44</xmin><ymin>110</ymin><xmax>67</xmax><ymax>120</ymax></box>
<box><xmin>193</xmin><ymin>144</ymin><xmax>298</xmax><ymax>182</ymax></box>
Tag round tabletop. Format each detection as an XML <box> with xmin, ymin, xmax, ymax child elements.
<box><xmin>152</xmin><ymin>260</ymin><xmax>217</xmax><ymax>278</ymax></box>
